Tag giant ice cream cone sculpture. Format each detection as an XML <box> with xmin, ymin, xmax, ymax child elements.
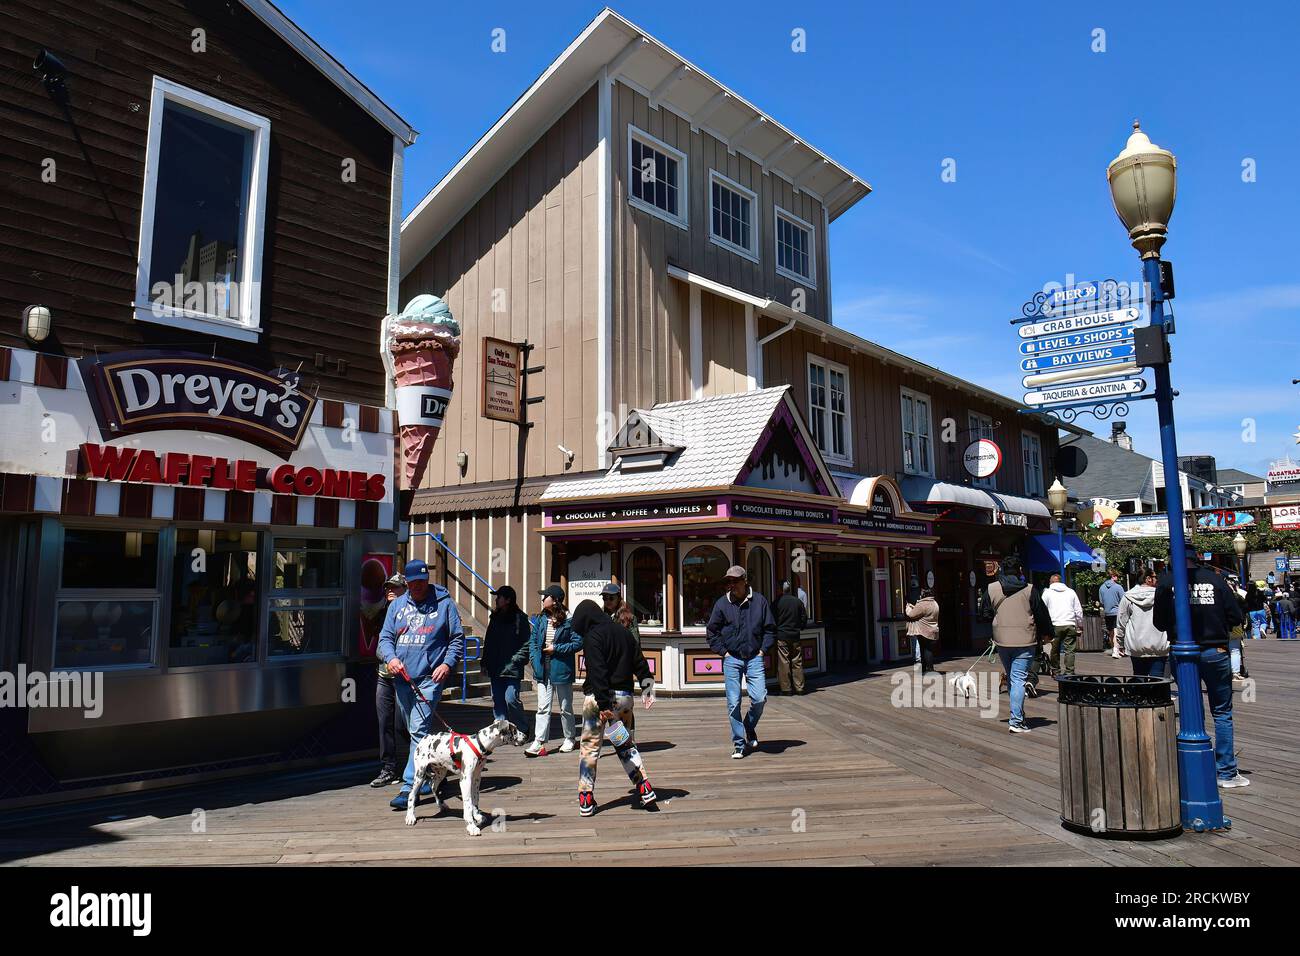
<box><xmin>388</xmin><ymin>294</ymin><xmax>462</xmax><ymax>489</ymax></box>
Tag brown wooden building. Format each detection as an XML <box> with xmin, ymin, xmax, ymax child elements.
<box><xmin>399</xmin><ymin>10</ymin><xmax>1071</xmax><ymax>689</ymax></box>
<box><xmin>0</xmin><ymin>0</ymin><xmax>416</xmax><ymax>805</ymax></box>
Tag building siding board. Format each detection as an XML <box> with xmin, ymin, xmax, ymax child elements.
<box><xmin>1</xmin><ymin>0</ymin><xmax>395</xmax><ymax>406</ymax></box>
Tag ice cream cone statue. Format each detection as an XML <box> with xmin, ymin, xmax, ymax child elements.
<box><xmin>387</xmin><ymin>294</ymin><xmax>462</xmax><ymax>489</ymax></box>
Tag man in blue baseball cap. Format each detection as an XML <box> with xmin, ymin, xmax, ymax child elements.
<box><xmin>378</xmin><ymin>557</ymin><xmax>465</xmax><ymax>810</ymax></box>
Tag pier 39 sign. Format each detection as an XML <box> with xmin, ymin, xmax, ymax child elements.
<box><xmin>79</xmin><ymin>351</ymin><xmax>317</xmax><ymax>456</ymax></box>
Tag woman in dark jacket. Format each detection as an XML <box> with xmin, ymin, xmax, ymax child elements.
<box><xmin>483</xmin><ymin>585</ymin><xmax>531</xmax><ymax>733</ymax></box>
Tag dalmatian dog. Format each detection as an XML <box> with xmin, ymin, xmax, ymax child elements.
<box><xmin>404</xmin><ymin>718</ymin><xmax>525</xmax><ymax>835</ymax></box>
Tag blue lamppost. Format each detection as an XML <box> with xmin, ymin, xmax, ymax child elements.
<box><xmin>1107</xmin><ymin>122</ymin><xmax>1227</xmax><ymax>831</ymax></box>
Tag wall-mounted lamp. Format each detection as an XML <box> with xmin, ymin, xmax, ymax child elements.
<box><xmin>33</xmin><ymin>48</ymin><xmax>68</xmax><ymax>101</ymax></box>
<box><xmin>558</xmin><ymin>444</ymin><xmax>575</xmax><ymax>469</ymax></box>
<box><xmin>456</xmin><ymin>451</ymin><xmax>468</xmax><ymax>476</ymax></box>
<box><xmin>22</xmin><ymin>305</ymin><xmax>52</xmax><ymax>343</ymax></box>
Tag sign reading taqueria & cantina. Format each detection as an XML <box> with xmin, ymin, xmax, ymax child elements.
<box><xmin>79</xmin><ymin>351</ymin><xmax>317</xmax><ymax>455</ymax></box>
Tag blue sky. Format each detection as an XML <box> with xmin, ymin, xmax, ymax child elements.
<box><xmin>281</xmin><ymin>0</ymin><xmax>1300</xmax><ymax>479</ymax></box>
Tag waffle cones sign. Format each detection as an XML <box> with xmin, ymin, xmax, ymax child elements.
<box><xmin>482</xmin><ymin>337</ymin><xmax>523</xmax><ymax>423</ymax></box>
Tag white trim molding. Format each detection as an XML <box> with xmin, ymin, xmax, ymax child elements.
<box><xmin>133</xmin><ymin>76</ymin><xmax>270</xmax><ymax>343</ymax></box>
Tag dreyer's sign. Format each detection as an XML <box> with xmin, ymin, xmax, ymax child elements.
<box><xmin>79</xmin><ymin>351</ymin><xmax>317</xmax><ymax>456</ymax></box>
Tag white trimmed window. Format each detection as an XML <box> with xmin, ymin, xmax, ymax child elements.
<box><xmin>628</xmin><ymin>126</ymin><xmax>686</xmax><ymax>228</ymax></box>
<box><xmin>901</xmin><ymin>387</ymin><xmax>933</xmax><ymax>476</ymax></box>
<box><xmin>968</xmin><ymin>411</ymin><xmax>996</xmax><ymax>489</ymax></box>
<box><xmin>709</xmin><ymin>171</ymin><xmax>758</xmax><ymax>260</ymax></box>
<box><xmin>775</xmin><ymin>206</ymin><xmax>815</xmax><ymax>285</ymax></box>
<box><xmin>1022</xmin><ymin>431</ymin><xmax>1045</xmax><ymax>496</ymax></box>
<box><xmin>808</xmin><ymin>356</ymin><xmax>851</xmax><ymax>464</ymax></box>
<box><xmin>134</xmin><ymin>76</ymin><xmax>270</xmax><ymax>342</ymax></box>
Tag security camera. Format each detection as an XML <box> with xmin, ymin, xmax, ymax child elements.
<box><xmin>557</xmin><ymin>444</ymin><xmax>575</xmax><ymax>468</ymax></box>
<box><xmin>33</xmin><ymin>48</ymin><xmax>68</xmax><ymax>100</ymax></box>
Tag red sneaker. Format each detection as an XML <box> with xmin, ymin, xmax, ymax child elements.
<box><xmin>637</xmin><ymin>779</ymin><xmax>657</xmax><ymax>808</ymax></box>
<box><xmin>577</xmin><ymin>791</ymin><xmax>596</xmax><ymax>817</ymax></box>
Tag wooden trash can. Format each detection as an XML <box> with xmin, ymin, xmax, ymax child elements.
<box><xmin>1057</xmin><ymin>675</ymin><xmax>1181</xmax><ymax>839</ymax></box>
<box><xmin>1078</xmin><ymin>614</ymin><xmax>1106</xmax><ymax>652</ymax></box>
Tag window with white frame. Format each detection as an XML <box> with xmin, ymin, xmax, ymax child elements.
<box><xmin>1022</xmin><ymin>431</ymin><xmax>1045</xmax><ymax>497</ymax></box>
<box><xmin>135</xmin><ymin>76</ymin><xmax>270</xmax><ymax>342</ymax></box>
<box><xmin>709</xmin><ymin>171</ymin><xmax>757</xmax><ymax>260</ymax></box>
<box><xmin>808</xmin><ymin>356</ymin><xmax>850</xmax><ymax>463</ymax></box>
<box><xmin>900</xmin><ymin>387</ymin><xmax>933</xmax><ymax>476</ymax></box>
<box><xmin>968</xmin><ymin>411</ymin><xmax>996</xmax><ymax>489</ymax></box>
<box><xmin>628</xmin><ymin>127</ymin><xmax>686</xmax><ymax>227</ymax></box>
<box><xmin>775</xmin><ymin>207</ymin><xmax>815</xmax><ymax>285</ymax></box>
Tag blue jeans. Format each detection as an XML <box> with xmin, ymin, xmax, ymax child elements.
<box><xmin>1229</xmin><ymin>638</ymin><xmax>1242</xmax><ymax>676</ymax></box>
<box><xmin>723</xmin><ymin>653</ymin><xmax>768</xmax><ymax>748</ymax></box>
<box><xmin>489</xmin><ymin>676</ymin><xmax>526</xmax><ymax>732</ymax></box>
<box><xmin>1130</xmin><ymin>656</ymin><xmax>1167</xmax><ymax>679</ymax></box>
<box><xmin>1197</xmin><ymin>648</ymin><xmax>1237</xmax><ymax>780</ymax></box>
<box><xmin>394</xmin><ymin>674</ymin><xmax>445</xmax><ymax>790</ymax></box>
<box><xmin>997</xmin><ymin>646</ymin><xmax>1034</xmax><ymax>729</ymax></box>
<box><xmin>1249</xmin><ymin>610</ymin><xmax>1267</xmax><ymax>639</ymax></box>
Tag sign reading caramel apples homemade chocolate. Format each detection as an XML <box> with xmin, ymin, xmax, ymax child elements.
<box><xmin>79</xmin><ymin>351</ymin><xmax>316</xmax><ymax>456</ymax></box>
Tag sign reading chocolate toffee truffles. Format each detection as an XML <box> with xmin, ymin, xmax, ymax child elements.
<box><xmin>549</xmin><ymin>501</ymin><xmax>716</xmax><ymax>524</ymax></box>
<box><xmin>79</xmin><ymin>350</ymin><xmax>316</xmax><ymax>455</ymax></box>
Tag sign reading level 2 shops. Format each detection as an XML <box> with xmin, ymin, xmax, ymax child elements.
<box><xmin>79</xmin><ymin>351</ymin><xmax>316</xmax><ymax>456</ymax></box>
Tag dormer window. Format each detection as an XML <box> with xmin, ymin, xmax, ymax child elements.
<box><xmin>607</xmin><ymin>409</ymin><xmax>684</xmax><ymax>473</ymax></box>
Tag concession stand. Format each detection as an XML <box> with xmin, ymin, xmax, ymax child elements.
<box><xmin>538</xmin><ymin>386</ymin><xmax>939</xmax><ymax>692</ymax></box>
<box><xmin>0</xmin><ymin>346</ymin><xmax>398</xmax><ymax>800</ymax></box>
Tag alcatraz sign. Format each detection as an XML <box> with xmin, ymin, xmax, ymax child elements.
<box><xmin>79</xmin><ymin>351</ymin><xmax>316</xmax><ymax>456</ymax></box>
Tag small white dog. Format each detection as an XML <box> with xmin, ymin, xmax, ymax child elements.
<box><xmin>404</xmin><ymin>718</ymin><xmax>525</xmax><ymax>835</ymax></box>
<box><xmin>949</xmin><ymin>672</ymin><xmax>978</xmax><ymax>699</ymax></box>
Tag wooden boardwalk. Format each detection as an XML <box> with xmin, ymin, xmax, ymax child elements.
<box><xmin>2</xmin><ymin>642</ymin><xmax>1297</xmax><ymax>866</ymax></box>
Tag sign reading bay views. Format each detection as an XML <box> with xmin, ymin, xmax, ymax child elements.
<box><xmin>79</xmin><ymin>350</ymin><xmax>317</xmax><ymax>455</ymax></box>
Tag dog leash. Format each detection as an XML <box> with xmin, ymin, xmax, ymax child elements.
<box><xmin>398</xmin><ymin>669</ymin><xmax>484</xmax><ymax>760</ymax></box>
<box><xmin>962</xmin><ymin>640</ymin><xmax>999</xmax><ymax>677</ymax></box>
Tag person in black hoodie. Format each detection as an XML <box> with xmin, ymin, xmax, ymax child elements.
<box><xmin>571</xmin><ymin>600</ymin><xmax>657</xmax><ymax>816</ymax></box>
<box><xmin>482</xmin><ymin>585</ymin><xmax>532</xmax><ymax>735</ymax></box>
<box><xmin>1153</xmin><ymin>548</ymin><xmax>1249</xmax><ymax>788</ymax></box>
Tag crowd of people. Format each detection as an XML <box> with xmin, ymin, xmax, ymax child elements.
<box><xmin>368</xmin><ymin>560</ymin><xmax>783</xmax><ymax>816</ymax></box>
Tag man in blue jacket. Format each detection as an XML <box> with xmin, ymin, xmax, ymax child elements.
<box><xmin>378</xmin><ymin>558</ymin><xmax>464</xmax><ymax>810</ymax></box>
<box><xmin>706</xmin><ymin>565</ymin><xmax>776</xmax><ymax>759</ymax></box>
<box><xmin>1099</xmin><ymin>570</ymin><xmax>1126</xmax><ymax>657</ymax></box>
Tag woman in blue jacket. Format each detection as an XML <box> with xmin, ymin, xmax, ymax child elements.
<box><xmin>525</xmin><ymin>585</ymin><xmax>583</xmax><ymax>756</ymax></box>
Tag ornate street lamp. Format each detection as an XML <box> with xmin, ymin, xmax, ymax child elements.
<box><xmin>1233</xmin><ymin>531</ymin><xmax>1249</xmax><ymax>585</ymax></box>
<box><xmin>1048</xmin><ymin>478</ymin><xmax>1069</xmax><ymax>578</ymax></box>
<box><xmin>1108</xmin><ymin>123</ymin><xmax>1228</xmax><ymax>832</ymax></box>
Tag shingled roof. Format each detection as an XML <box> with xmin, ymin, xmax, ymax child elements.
<box><xmin>540</xmin><ymin>386</ymin><xmax>835</xmax><ymax>501</ymax></box>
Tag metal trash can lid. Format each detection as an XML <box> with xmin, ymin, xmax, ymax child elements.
<box><xmin>1057</xmin><ymin>674</ymin><xmax>1173</xmax><ymax>706</ymax></box>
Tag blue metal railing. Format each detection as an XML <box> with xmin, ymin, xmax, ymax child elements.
<box><xmin>408</xmin><ymin>532</ymin><xmax>493</xmax><ymax>700</ymax></box>
<box><xmin>461</xmin><ymin>636</ymin><xmax>481</xmax><ymax>701</ymax></box>
<box><xmin>409</xmin><ymin>531</ymin><xmax>497</xmax><ymax>595</ymax></box>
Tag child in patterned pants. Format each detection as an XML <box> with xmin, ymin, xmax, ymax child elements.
<box><xmin>576</xmin><ymin>690</ymin><xmax>655</xmax><ymax>815</ymax></box>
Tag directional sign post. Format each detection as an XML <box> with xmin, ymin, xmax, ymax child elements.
<box><xmin>1017</xmin><ymin>306</ymin><xmax>1144</xmax><ymax>339</ymax></box>
<box><xmin>1021</xmin><ymin>342</ymin><xmax>1136</xmax><ymax>373</ymax></box>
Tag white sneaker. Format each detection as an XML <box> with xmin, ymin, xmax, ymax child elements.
<box><xmin>559</xmin><ymin>738</ymin><xmax>576</xmax><ymax>753</ymax></box>
<box><xmin>1009</xmin><ymin>724</ymin><xmax>1032</xmax><ymax>734</ymax></box>
<box><xmin>524</xmin><ymin>741</ymin><xmax>547</xmax><ymax>757</ymax></box>
<box><xmin>1217</xmin><ymin>773</ymin><xmax>1250</xmax><ymax>789</ymax></box>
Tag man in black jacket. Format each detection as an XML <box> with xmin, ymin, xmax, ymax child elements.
<box><xmin>571</xmin><ymin>600</ymin><xmax>657</xmax><ymax>816</ymax></box>
<box><xmin>773</xmin><ymin>581</ymin><xmax>808</xmax><ymax>695</ymax></box>
<box><xmin>706</xmin><ymin>566</ymin><xmax>777</xmax><ymax>758</ymax></box>
<box><xmin>1153</xmin><ymin>548</ymin><xmax>1249</xmax><ymax>788</ymax></box>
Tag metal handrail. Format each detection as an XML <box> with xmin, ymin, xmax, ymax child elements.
<box><xmin>409</xmin><ymin>531</ymin><xmax>497</xmax><ymax>595</ymax></box>
<box><xmin>461</xmin><ymin>636</ymin><xmax>481</xmax><ymax>701</ymax></box>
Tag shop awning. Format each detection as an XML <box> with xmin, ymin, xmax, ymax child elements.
<box><xmin>1025</xmin><ymin>533</ymin><xmax>1095</xmax><ymax>572</ymax></box>
<box><xmin>988</xmin><ymin>492</ymin><xmax>1051</xmax><ymax>521</ymax></box>
<box><xmin>899</xmin><ymin>476</ymin><xmax>998</xmax><ymax>510</ymax></box>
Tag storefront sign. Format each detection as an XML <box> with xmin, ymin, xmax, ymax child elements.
<box><xmin>732</xmin><ymin>500</ymin><xmax>835</xmax><ymax>525</ymax></box>
<box><xmin>995</xmin><ymin>512</ymin><xmax>1028</xmax><ymax>527</ymax></box>
<box><xmin>1111</xmin><ymin>513</ymin><xmax>1170</xmax><ymax>539</ymax></box>
<box><xmin>77</xmin><ymin>443</ymin><xmax>387</xmax><ymax>500</ymax></box>
<box><xmin>79</xmin><ymin>351</ymin><xmax>316</xmax><ymax>455</ymax></box>
<box><xmin>837</xmin><ymin>510</ymin><xmax>931</xmax><ymax>535</ymax></box>
<box><xmin>962</xmin><ymin>439</ymin><xmax>1001</xmax><ymax>479</ymax></box>
<box><xmin>481</xmin><ymin>337</ymin><xmax>523</xmax><ymax>423</ymax></box>
<box><xmin>549</xmin><ymin>500</ymin><xmax>716</xmax><ymax>524</ymax></box>
<box><xmin>1195</xmin><ymin>510</ymin><xmax>1256</xmax><ymax>531</ymax></box>
<box><xmin>1267</xmin><ymin>460</ymin><xmax>1300</xmax><ymax>486</ymax></box>
<box><xmin>1271</xmin><ymin>505</ymin><xmax>1300</xmax><ymax>531</ymax></box>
